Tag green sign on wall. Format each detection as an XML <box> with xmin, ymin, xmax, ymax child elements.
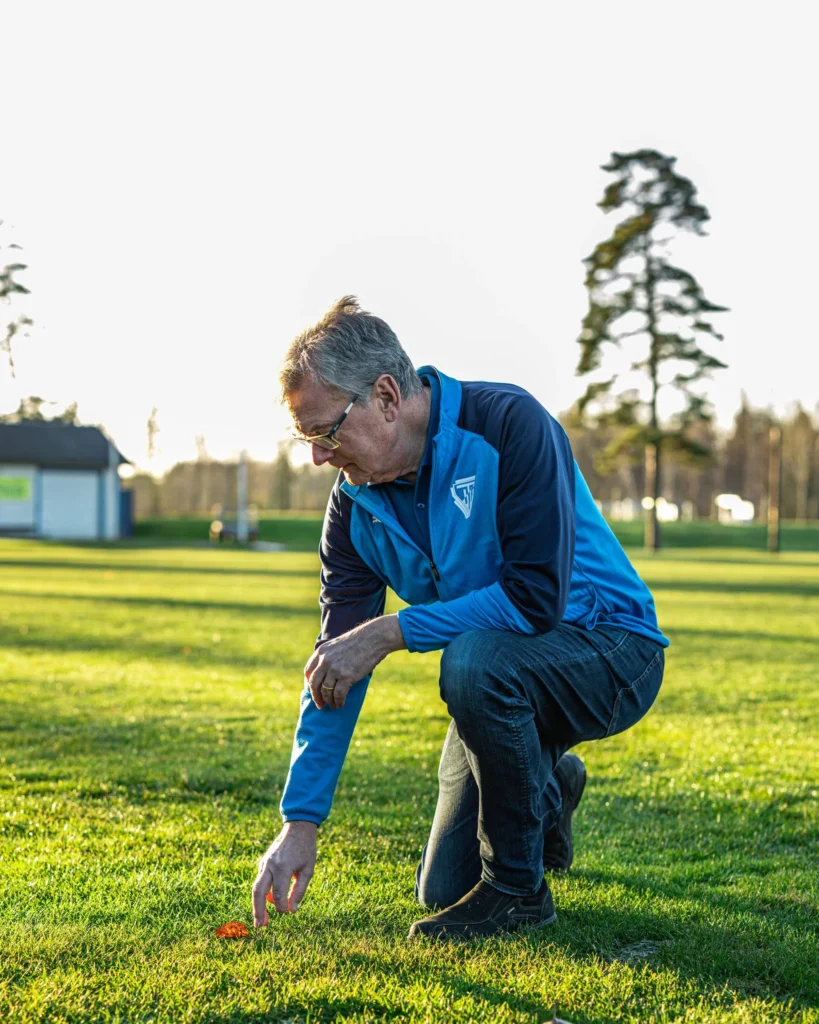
<box><xmin>0</xmin><ymin>477</ymin><xmax>31</xmax><ymax>501</ymax></box>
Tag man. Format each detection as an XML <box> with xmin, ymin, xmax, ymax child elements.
<box><xmin>252</xmin><ymin>296</ymin><xmax>668</xmax><ymax>941</ymax></box>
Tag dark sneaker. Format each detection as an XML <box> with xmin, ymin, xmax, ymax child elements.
<box><xmin>407</xmin><ymin>878</ymin><xmax>556</xmax><ymax>942</ymax></box>
<box><xmin>542</xmin><ymin>752</ymin><xmax>586</xmax><ymax>873</ymax></box>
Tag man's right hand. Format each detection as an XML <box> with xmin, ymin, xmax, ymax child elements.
<box><xmin>252</xmin><ymin>820</ymin><xmax>317</xmax><ymax>927</ymax></box>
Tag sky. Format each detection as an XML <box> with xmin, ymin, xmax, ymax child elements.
<box><xmin>0</xmin><ymin>0</ymin><xmax>816</xmax><ymax>474</ymax></box>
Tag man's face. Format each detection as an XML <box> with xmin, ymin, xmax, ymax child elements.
<box><xmin>287</xmin><ymin>378</ymin><xmax>400</xmax><ymax>486</ymax></box>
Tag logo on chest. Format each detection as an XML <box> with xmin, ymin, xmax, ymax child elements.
<box><xmin>450</xmin><ymin>475</ymin><xmax>476</xmax><ymax>519</ymax></box>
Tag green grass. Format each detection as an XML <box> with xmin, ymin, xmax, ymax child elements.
<box><xmin>607</xmin><ymin>519</ymin><xmax>819</xmax><ymax>552</ymax></box>
<box><xmin>133</xmin><ymin>512</ymin><xmax>326</xmax><ymax>551</ymax></box>
<box><xmin>132</xmin><ymin>513</ymin><xmax>819</xmax><ymax>554</ymax></box>
<box><xmin>0</xmin><ymin>539</ymin><xmax>817</xmax><ymax>1023</ymax></box>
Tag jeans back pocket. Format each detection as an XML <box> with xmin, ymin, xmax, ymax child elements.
<box><xmin>605</xmin><ymin>647</ymin><xmax>664</xmax><ymax>738</ymax></box>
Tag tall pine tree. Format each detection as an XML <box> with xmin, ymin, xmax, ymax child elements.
<box><xmin>1</xmin><ymin>220</ymin><xmax>32</xmax><ymax>383</ymax></box>
<box><xmin>575</xmin><ymin>149</ymin><xmax>729</xmax><ymax>550</ymax></box>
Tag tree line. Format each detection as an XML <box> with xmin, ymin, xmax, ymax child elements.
<box><xmin>6</xmin><ymin>387</ymin><xmax>814</xmax><ymax>524</ymax></box>
<box><xmin>5</xmin><ymin>148</ymin><xmax>815</xmax><ymax>539</ymax></box>
<box><xmin>128</xmin><ymin>446</ymin><xmax>336</xmax><ymax>519</ymax></box>
<box><xmin>562</xmin><ymin>394</ymin><xmax>818</xmax><ymax>523</ymax></box>
<box><xmin>124</xmin><ymin>393</ymin><xmax>818</xmax><ymax>523</ymax></box>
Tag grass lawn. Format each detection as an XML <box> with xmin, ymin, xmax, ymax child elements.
<box><xmin>131</xmin><ymin>514</ymin><xmax>819</xmax><ymax>554</ymax></box>
<box><xmin>0</xmin><ymin>539</ymin><xmax>817</xmax><ymax>1023</ymax></box>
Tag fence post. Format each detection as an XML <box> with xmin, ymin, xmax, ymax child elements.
<box><xmin>237</xmin><ymin>450</ymin><xmax>249</xmax><ymax>544</ymax></box>
<box><xmin>767</xmin><ymin>424</ymin><xmax>782</xmax><ymax>554</ymax></box>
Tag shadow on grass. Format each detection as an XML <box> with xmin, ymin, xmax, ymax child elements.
<box><xmin>0</xmin><ymin>558</ymin><xmax>317</xmax><ymax>579</ymax></box>
<box><xmin>4</xmin><ymin>703</ymin><xmax>817</xmax><ymax>1017</ymax></box>
<box><xmin>649</xmin><ymin>579</ymin><xmax>819</xmax><ymax>598</ymax></box>
<box><xmin>222</xmin><ymin>953</ymin><xmax>565</xmax><ymax>1023</ymax></box>
<box><xmin>0</xmin><ymin>587</ymin><xmax>319</xmax><ymax>618</ymax></box>
<box><xmin>0</xmin><ymin>709</ymin><xmax>292</xmax><ymax>804</ymax></box>
<box><xmin>666</xmin><ymin>626</ymin><xmax>819</xmax><ymax>645</ymax></box>
<box><xmin>650</xmin><ymin>553</ymin><xmax>819</xmax><ymax>569</ymax></box>
<box><xmin>198</xmin><ymin>928</ymin><xmax>812</xmax><ymax>1024</ymax></box>
<box><xmin>555</xmin><ymin>877</ymin><xmax>819</xmax><ymax>1008</ymax></box>
<box><xmin>277</xmin><ymin>865</ymin><xmax>819</xmax><ymax>1012</ymax></box>
<box><xmin>0</xmin><ymin>626</ymin><xmax>312</xmax><ymax>669</ymax></box>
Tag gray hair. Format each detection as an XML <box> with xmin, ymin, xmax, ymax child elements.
<box><xmin>279</xmin><ymin>295</ymin><xmax>424</xmax><ymax>404</ymax></box>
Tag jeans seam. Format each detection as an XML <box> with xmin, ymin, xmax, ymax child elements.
<box><xmin>522</xmin><ymin>628</ymin><xmax>631</xmax><ymax>668</ymax></box>
<box><xmin>605</xmin><ymin>648</ymin><xmax>663</xmax><ymax>737</ymax></box>
<box><xmin>599</xmin><ymin>629</ymin><xmax>632</xmax><ymax>659</ymax></box>
<box><xmin>480</xmin><ymin>679</ymin><xmax>534</xmax><ymax>891</ymax></box>
<box><xmin>513</xmin><ymin>703</ymin><xmax>532</xmax><ymax>871</ymax></box>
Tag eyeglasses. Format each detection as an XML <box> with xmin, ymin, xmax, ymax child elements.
<box><xmin>291</xmin><ymin>396</ymin><xmax>357</xmax><ymax>450</ymax></box>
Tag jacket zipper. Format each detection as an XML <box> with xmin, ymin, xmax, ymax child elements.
<box><xmin>342</xmin><ymin>394</ymin><xmax>444</xmax><ymax>587</ymax></box>
<box><xmin>342</xmin><ymin>486</ymin><xmax>443</xmax><ymax>587</ymax></box>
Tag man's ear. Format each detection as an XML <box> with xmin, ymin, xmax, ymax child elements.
<box><xmin>374</xmin><ymin>375</ymin><xmax>401</xmax><ymax>423</ymax></box>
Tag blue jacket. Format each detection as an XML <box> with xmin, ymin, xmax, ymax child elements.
<box><xmin>280</xmin><ymin>366</ymin><xmax>668</xmax><ymax>825</ymax></box>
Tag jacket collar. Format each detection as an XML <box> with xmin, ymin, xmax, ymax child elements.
<box><xmin>416</xmin><ymin>365</ymin><xmax>462</xmax><ymax>430</ymax></box>
<box><xmin>341</xmin><ymin>366</ymin><xmax>462</xmax><ymax>500</ymax></box>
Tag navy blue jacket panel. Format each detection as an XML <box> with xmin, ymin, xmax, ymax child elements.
<box><xmin>457</xmin><ymin>379</ymin><xmax>576</xmax><ymax>633</ymax></box>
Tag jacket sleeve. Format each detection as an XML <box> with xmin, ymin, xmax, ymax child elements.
<box><xmin>397</xmin><ymin>392</ymin><xmax>576</xmax><ymax>652</ymax></box>
<box><xmin>279</xmin><ymin>478</ymin><xmax>387</xmax><ymax>825</ymax></box>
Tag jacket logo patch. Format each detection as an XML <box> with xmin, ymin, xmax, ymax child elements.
<box><xmin>450</xmin><ymin>475</ymin><xmax>476</xmax><ymax>519</ymax></box>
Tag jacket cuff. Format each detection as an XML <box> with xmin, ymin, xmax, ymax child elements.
<box><xmin>396</xmin><ymin>607</ymin><xmax>419</xmax><ymax>653</ymax></box>
<box><xmin>280</xmin><ymin>812</ymin><xmax>324</xmax><ymax>826</ymax></box>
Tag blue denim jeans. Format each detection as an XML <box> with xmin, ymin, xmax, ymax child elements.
<box><xmin>414</xmin><ymin>623</ymin><xmax>665</xmax><ymax>906</ymax></box>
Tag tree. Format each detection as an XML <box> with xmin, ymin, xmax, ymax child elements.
<box><xmin>55</xmin><ymin>401</ymin><xmax>80</xmax><ymax>426</ymax></box>
<box><xmin>575</xmin><ymin>149</ymin><xmax>730</xmax><ymax>550</ymax></box>
<box><xmin>722</xmin><ymin>394</ymin><xmax>773</xmax><ymax>520</ymax></box>
<box><xmin>147</xmin><ymin>406</ymin><xmax>160</xmax><ymax>463</ymax></box>
<box><xmin>1</xmin><ymin>221</ymin><xmax>33</xmax><ymax>381</ymax></box>
<box><xmin>194</xmin><ymin>434</ymin><xmax>210</xmax><ymax>462</ymax></box>
<box><xmin>0</xmin><ymin>396</ymin><xmax>79</xmax><ymax>424</ymax></box>
<box><xmin>273</xmin><ymin>442</ymin><xmax>294</xmax><ymax>511</ymax></box>
<box><xmin>782</xmin><ymin>403</ymin><xmax>816</xmax><ymax>521</ymax></box>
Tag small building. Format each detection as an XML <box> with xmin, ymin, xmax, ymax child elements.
<box><xmin>0</xmin><ymin>422</ymin><xmax>131</xmax><ymax>540</ymax></box>
<box><xmin>715</xmin><ymin>493</ymin><xmax>755</xmax><ymax>524</ymax></box>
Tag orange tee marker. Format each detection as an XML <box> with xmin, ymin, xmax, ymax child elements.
<box><xmin>215</xmin><ymin>921</ymin><xmax>249</xmax><ymax>938</ymax></box>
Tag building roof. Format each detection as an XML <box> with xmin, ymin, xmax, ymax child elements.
<box><xmin>0</xmin><ymin>422</ymin><xmax>129</xmax><ymax>469</ymax></box>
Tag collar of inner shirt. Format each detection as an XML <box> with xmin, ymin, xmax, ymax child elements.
<box><xmin>389</xmin><ymin>382</ymin><xmax>435</xmax><ymax>488</ymax></box>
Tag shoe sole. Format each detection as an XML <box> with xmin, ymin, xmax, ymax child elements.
<box><xmin>408</xmin><ymin>912</ymin><xmax>557</xmax><ymax>942</ymax></box>
<box><xmin>512</xmin><ymin>910</ymin><xmax>558</xmax><ymax>931</ymax></box>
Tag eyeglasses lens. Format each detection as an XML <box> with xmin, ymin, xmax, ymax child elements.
<box><xmin>293</xmin><ymin>434</ymin><xmax>336</xmax><ymax>450</ymax></box>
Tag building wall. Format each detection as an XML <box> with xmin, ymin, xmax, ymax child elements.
<box><xmin>0</xmin><ymin>464</ymin><xmax>36</xmax><ymax>531</ymax></box>
<box><xmin>41</xmin><ymin>470</ymin><xmax>100</xmax><ymax>540</ymax></box>
<box><xmin>101</xmin><ymin>442</ymin><xmax>121</xmax><ymax>540</ymax></box>
<box><xmin>1</xmin><ymin>461</ymin><xmax>123</xmax><ymax>540</ymax></box>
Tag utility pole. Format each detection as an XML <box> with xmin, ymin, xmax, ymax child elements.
<box><xmin>237</xmin><ymin>450</ymin><xmax>249</xmax><ymax>544</ymax></box>
<box><xmin>767</xmin><ymin>423</ymin><xmax>782</xmax><ymax>554</ymax></box>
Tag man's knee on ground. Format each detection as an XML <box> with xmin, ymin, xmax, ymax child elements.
<box><xmin>414</xmin><ymin>875</ymin><xmax>439</xmax><ymax>910</ymax></box>
<box><xmin>415</xmin><ymin>867</ymin><xmax>465</xmax><ymax>911</ymax></box>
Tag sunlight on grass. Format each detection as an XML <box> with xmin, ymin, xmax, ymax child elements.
<box><xmin>0</xmin><ymin>540</ymin><xmax>817</xmax><ymax>1023</ymax></box>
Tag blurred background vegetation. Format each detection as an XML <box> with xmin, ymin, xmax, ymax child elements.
<box><xmin>4</xmin><ymin>387</ymin><xmax>817</xmax><ymax>532</ymax></box>
<box><xmin>3</xmin><ymin>149</ymin><xmax>817</xmax><ymax>541</ymax></box>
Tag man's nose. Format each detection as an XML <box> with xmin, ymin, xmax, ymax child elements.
<box><xmin>312</xmin><ymin>444</ymin><xmax>335</xmax><ymax>467</ymax></box>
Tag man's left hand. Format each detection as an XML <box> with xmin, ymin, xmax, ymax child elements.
<box><xmin>304</xmin><ymin>615</ymin><xmax>406</xmax><ymax>710</ymax></box>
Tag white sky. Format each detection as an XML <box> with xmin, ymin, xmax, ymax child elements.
<box><xmin>0</xmin><ymin>0</ymin><xmax>816</xmax><ymax>474</ymax></box>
